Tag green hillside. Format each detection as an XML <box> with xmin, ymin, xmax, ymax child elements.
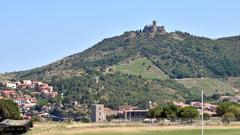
<box><xmin>113</xmin><ymin>58</ymin><xmax>168</xmax><ymax>80</ymax></box>
<box><xmin>51</xmin><ymin>72</ymin><xmax>197</xmax><ymax>109</ymax></box>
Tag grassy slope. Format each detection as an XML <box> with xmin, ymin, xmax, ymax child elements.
<box><xmin>176</xmin><ymin>77</ymin><xmax>240</xmax><ymax>96</ymax></box>
<box><xmin>0</xmin><ymin>73</ymin><xmax>14</xmax><ymax>82</ymax></box>
<box><xmin>113</xmin><ymin>58</ymin><xmax>168</xmax><ymax>80</ymax></box>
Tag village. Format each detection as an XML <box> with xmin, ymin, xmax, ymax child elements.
<box><xmin>0</xmin><ymin>80</ymin><xmax>58</xmax><ymax>120</ymax></box>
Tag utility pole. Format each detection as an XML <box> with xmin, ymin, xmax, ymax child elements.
<box><xmin>201</xmin><ymin>90</ymin><xmax>204</xmax><ymax>135</ymax></box>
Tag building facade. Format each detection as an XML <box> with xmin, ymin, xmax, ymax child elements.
<box><xmin>90</xmin><ymin>104</ymin><xmax>106</xmax><ymax>122</ymax></box>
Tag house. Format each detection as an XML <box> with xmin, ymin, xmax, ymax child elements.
<box><xmin>116</xmin><ymin>105</ymin><xmax>148</xmax><ymax>120</ymax></box>
<box><xmin>14</xmin><ymin>98</ymin><xmax>26</xmax><ymax>106</ymax></box>
<box><xmin>190</xmin><ymin>102</ymin><xmax>217</xmax><ymax>116</ymax></box>
<box><xmin>125</xmin><ymin>110</ymin><xmax>149</xmax><ymax>120</ymax></box>
<box><xmin>90</xmin><ymin>104</ymin><xmax>106</xmax><ymax>122</ymax></box>
<box><xmin>1</xmin><ymin>90</ymin><xmax>17</xmax><ymax>98</ymax></box>
<box><xmin>5</xmin><ymin>82</ymin><xmax>17</xmax><ymax>89</ymax></box>
<box><xmin>13</xmin><ymin>97</ymin><xmax>37</xmax><ymax>111</ymax></box>
<box><xmin>173</xmin><ymin>102</ymin><xmax>190</xmax><ymax>108</ymax></box>
<box><xmin>41</xmin><ymin>91</ymin><xmax>58</xmax><ymax>99</ymax></box>
<box><xmin>17</xmin><ymin>84</ymin><xmax>32</xmax><ymax>89</ymax></box>
<box><xmin>23</xmin><ymin>80</ymin><xmax>32</xmax><ymax>85</ymax></box>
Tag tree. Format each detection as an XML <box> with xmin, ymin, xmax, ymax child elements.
<box><xmin>216</xmin><ymin>102</ymin><xmax>240</xmax><ymax>116</ymax></box>
<box><xmin>222</xmin><ymin>112</ymin><xmax>235</xmax><ymax>124</ymax></box>
<box><xmin>0</xmin><ymin>99</ymin><xmax>21</xmax><ymax>121</ymax></box>
<box><xmin>211</xmin><ymin>94</ymin><xmax>221</xmax><ymax>100</ymax></box>
<box><xmin>148</xmin><ymin>106</ymin><xmax>163</xmax><ymax>118</ymax></box>
<box><xmin>162</xmin><ymin>104</ymin><xmax>178</xmax><ymax>122</ymax></box>
<box><xmin>216</xmin><ymin>102</ymin><xmax>240</xmax><ymax>122</ymax></box>
<box><xmin>148</xmin><ymin>104</ymin><xmax>179</xmax><ymax>122</ymax></box>
<box><xmin>203</xmin><ymin>113</ymin><xmax>210</xmax><ymax>120</ymax></box>
<box><xmin>179</xmin><ymin>106</ymin><xmax>199</xmax><ymax>124</ymax></box>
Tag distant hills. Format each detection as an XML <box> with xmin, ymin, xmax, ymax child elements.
<box><xmin>2</xmin><ymin>21</ymin><xmax>240</xmax><ymax>108</ymax></box>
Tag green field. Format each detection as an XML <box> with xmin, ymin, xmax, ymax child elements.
<box><xmin>113</xmin><ymin>58</ymin><xmax>168</xmax><ymax>80</ymax></box>
<box><xmin>28</xmin><ymin>123</ymin><xmax>240</xmax><ymax>135</ymax></box>
<box><xmin>76</xmin><ymin>129</ymin><xmax>240</xmax><ymax>135</ymax></box>
<box><xmin>176</xmin><ymin>77</ymin><xmax>240</xmax><ymax>96</ymax></box>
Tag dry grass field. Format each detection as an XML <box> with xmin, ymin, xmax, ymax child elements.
<box><xmin>27</xmin><ymin>123</ymin><xmax>240</xmax><ymax>135</ymax></box>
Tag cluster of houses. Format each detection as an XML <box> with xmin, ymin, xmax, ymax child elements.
<box><xmin>3</xmin><ymin>80</ymin><xmax>58</xmax><ymax>98</ymax></box>
<box><xmin>0</xmin><ymin>80</ymin><xmax>58</xmax><ymax>119</ymax></box>
<box><xmin>174</xmin><ymin>101</ymin><xmax>217</xmax><ymax>116</ymax></box>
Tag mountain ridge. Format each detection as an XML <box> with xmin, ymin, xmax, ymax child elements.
<box><xmin>12</xmin><ymin>30</ymin><xmax>240</xmax><ymax>81</ymax></box>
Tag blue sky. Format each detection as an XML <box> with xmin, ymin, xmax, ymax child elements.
<box><xmin>0</xmin><ymin>0</ymin><xmax>240</xmax><ymax>73</ymax></box>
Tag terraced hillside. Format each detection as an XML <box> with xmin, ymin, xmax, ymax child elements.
<box><xmin>176</xmin><ymin>77</ymin><xmax>240</xmax><ymax>96</ymax></box>
<box><xmin>113</xmin><ymin>58</ymin><xmax>168</xmax><ymax>80</ymax></box>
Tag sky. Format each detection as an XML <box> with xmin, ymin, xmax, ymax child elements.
<box><xmin>0</xmin><ymin>0</ymin><xmax>240</xmax><ymax>73</ymax></box>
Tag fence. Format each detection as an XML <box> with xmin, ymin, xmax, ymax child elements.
<box><xmin>106</xmin><ymin>117</ymin><xmax>240</xmax><ymax>126</ymax></box>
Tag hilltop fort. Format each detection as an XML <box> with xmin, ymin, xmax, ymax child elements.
<box><xmin>143</xmin><ymin>21</ymin><xmax>166</xmax><ymax>34</ymax></box>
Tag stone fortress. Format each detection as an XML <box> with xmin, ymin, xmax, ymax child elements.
<box><xmin>143</xmin><ymin>21</ymin><xmax>166</xmax><ymax>34</ymax></box>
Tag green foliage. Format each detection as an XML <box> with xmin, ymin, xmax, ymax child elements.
<box><xmin>222</xmin><ymin>112</ymin><xmax>235</xmax><ymax>124</ymax></box>
<box><xmin>0</xmin><ymin>99</ymin><xmax>21</xmax><ymax>121</ymax></box>
<box><xmin>149</xmin><ymin>106</ymin><xmax>164</xmax><ymax>118</ymax></box>
<box><xmin>51</xmin><ymin>71</ymin><xmax>198</xmax><ymax>109</ymax></box>
<box><xmin>178</xmin><ymin>106</ymin><xmax>199</xmax><ymax>122</ymax></box>
<box><xmin>148</xmin><ymin>104</ymin><xmax>178</xmax><ymax>121</ymax></box>
<box><xmin>37</xmin><ymin>98</ymin><xmax>49</xmax><ymax>107</ymax></box>
<box><xmin>149</xmin><ymin>104</ymin><xmax>200</xmax><ymax>123</ymax></box>
<box><xmin>216</xmin><ymin>102</ymin><xmax>240</xmax><ymax>122</ymax></box>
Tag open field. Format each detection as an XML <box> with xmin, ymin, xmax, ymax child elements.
<box><xmin>28</xmin><ymin>123</ymin><xmax>240</xmax><ymax>135</ymax></box>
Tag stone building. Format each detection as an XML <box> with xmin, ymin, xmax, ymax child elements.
<box><xmin>143</xmin><ymin>21</ymin><xmax>166</xmax><ymax>34</ymax></box>
<box><xmin>90</xmin><ymin>104</ymin><xmax>106</xmax><ymax>122</ymax></box>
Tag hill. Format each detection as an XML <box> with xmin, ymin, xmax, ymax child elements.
<box><xmin>2</xmin><ymin>21</ymin><xmax>240</xmax><ymax>108</ymax></box>
<box><xmin>13</xmin><ymin>31</ymin><xmax>240</xmax><ymax>82</ymax></box>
